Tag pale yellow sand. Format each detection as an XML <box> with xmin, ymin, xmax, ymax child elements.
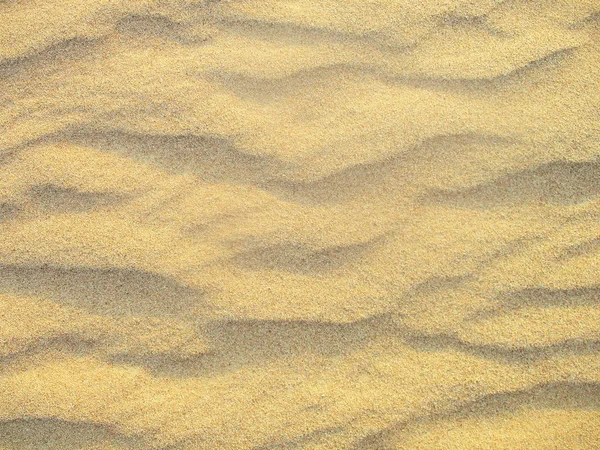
<box><xmin>0</xmin><ymin>0</ymin><xmax>600</xmax><ymax>448</ymax></box>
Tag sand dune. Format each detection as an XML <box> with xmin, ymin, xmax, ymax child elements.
<box><xmin>1</xmin><ymin>0</ymin><xmax>599</xmax><ymax>448</ymax></box>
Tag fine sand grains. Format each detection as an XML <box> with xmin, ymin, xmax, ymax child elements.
<box><xmin>1</xmin><ymin>0</ymin><xmax>600</xmax><ymax>448</ymax></box>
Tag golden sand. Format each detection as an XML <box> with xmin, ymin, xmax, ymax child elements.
<box><xmin>0</xmin><ymin>0</ymin><xmax>599</xmax><ymax>448</ymax></box>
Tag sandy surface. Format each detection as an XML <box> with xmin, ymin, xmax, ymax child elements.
<box><xmin>1</xmin><ymin>0</ymin><xmax>600</xmax><ymax>448</ymax></box>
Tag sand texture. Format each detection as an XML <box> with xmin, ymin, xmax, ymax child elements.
<box><xmin>1</xmin><ymin>0</ymin><xmax>600</xmax><ymax>448</ymax></box>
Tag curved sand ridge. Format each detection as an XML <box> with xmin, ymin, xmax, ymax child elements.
<box><xmin>1</xmin><ymin>0</ymin><xmax>600</xmax><ymax>448</ymax></box>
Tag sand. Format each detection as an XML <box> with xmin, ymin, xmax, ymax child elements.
<box><xmin>0</xmin><ymin>0</ymin><xmax>599</xmax><ymax>448</ymax></box>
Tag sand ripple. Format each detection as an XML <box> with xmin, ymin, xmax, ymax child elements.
<box><xmin>0</xmin><ymin>0</ymin><xmax>599</xmax><ymax>448</ymax></box>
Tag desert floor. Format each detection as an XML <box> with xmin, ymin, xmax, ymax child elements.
<box><xmin>1</xmin><ymin>1</ymin><xmax>600</xmax><ymax>448</ymax></box>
